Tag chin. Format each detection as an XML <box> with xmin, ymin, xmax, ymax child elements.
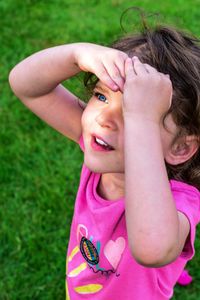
<box><xmin>84</xmin><ymin>156</ymin><xmax>123</xmax><ymax>174</ymax></box>
<box><xmin>84</xmin><ymin>159</ymin><xmax>108</xmax><ymax>174</ymax></box>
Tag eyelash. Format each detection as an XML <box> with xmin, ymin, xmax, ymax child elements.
<box><xmin>93</xmin><ymin>92</ymin><xmax>108</xmax><ymax>104</ymax></box>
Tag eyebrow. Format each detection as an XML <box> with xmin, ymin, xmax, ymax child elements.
<box><xmin>95</xmin><ymin>84</ymin><xmax>109</xmax><ymax>94</ymax></box>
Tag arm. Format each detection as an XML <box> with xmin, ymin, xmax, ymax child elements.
<box><xmin>9</xmin><ymin>43</ymin><xmax>127</xmax><ymax>142</ymax></box>
<box><xmin>123</xmin><ymin>57</ymin><xmax>190</xmax><ymax>267</ymax></box>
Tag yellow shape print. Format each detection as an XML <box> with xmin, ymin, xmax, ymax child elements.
<box><xmin>68</xmin><ymin>246</ymin><xmax>79</xmax><ymax>262</ymax></box>
<box><xmin>74</xmin><ymin>284</ymin><xmax>103</xmax><ymax>294</ymax></box>
<box><xmin>66</xmin><ymin>258</ymin><xmax>71</xmax><ymax>300</ymax></box>
<box><xmin>66</xmin><ymin>280</ymin><xmax>70</xmax><ymax>300</ymax></box>
<box><xmin>68</xmin><ymin>262</ymin><xmax>87</xmax><ymax>277</ymax></box>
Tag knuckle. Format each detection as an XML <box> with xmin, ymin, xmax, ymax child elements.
<box><xmin>154</xmin><ymin>74</ymin><xmax>162</xmax><ymax>83</ymax></box>
<box><xmin>112</xmin><ymin>71</ymin><xmax>121</xmax><ymax>79</ymax></box>
<box><xmin>118</xmin><ymin>51</ymin><xmax>128</xmax><ymax>60</ymax></box>
<box><xmin>126</xmin><ymin>75</ymin><xmax>137</xmax><ymax>84</ymax></box>
<box><xmin>166</xmin><ymin>77</ymin><xmax>172</xmax><ymax>85</ymax></box>
<box><xmin>163</xmin><ymin>76</ymin><xmax>172</xmax><ymax>86</ymax></box>
<box><xmin>98</xmin><ymin>71</ymin><xmax>111</xmax><ymax>84</ymax></box>
<box><xmin>140</xmin><ymin>74</ymin><xmax>149</xmax><ymax>82</ymax></box>
<box><xmin>99</xmin><ymin>69</ymin><xmax>107</xmax><ymax>77</ymax></box>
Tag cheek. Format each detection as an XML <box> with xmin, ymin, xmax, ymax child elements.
<box><xmin>81</xmin><ymin>110</ymin><xmax>86</xmax><ymax>128</ymax></box>
<box><xmin>118</xmin><ymin>128</ymin><xmax>124</xmax><ymax>151</ymax></box>
<box><xmin>81</xmin><ymin>109</ymin><xmax>91</xmax><ymax>130</ymax></box>
<box><xmin>81</xmin><ymin>105</ymin><xmax>95</xmax><ymax>128</ymax></box>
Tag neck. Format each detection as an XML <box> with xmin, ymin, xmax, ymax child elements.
<box><xmin>98</xmin><ymin>173</ymin><xmax>125</xmax><ymax>201</ymax></box>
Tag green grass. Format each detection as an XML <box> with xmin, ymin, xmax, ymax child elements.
<box><xmin>1</xmin><ymin>0</ymin><xmax>200</xmax><ymax>299</ymax></box>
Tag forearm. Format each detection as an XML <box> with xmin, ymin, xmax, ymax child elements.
<box><xmin>124</xmin><ymin>116</ymin><xmax>179</xmax><ymax>265</ymax></box>
<box><xmin>9</xmin><ymin>43</ymin><xmax>82</xmax><ymax>98</ymax></box>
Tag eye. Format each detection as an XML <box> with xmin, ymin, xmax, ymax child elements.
<box><xmin>94</xmin><ymin>92</ymin><xmax>108</xmax><ymax>104</ymax></box>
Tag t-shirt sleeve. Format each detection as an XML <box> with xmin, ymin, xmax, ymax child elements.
<box><xmin>170</xmin><ymin>180</ymin><xmax>200</xmax><ymax>260</ymax></box>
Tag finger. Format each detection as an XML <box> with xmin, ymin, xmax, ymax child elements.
<box><xmin>96</xmin><ymin>63</ymin><xmax>119</xmax><ymax>91</ymax></box>
<box><xmin>115</xmin><ymin>65</ymin><xmax>125</xmax><ymax>92</ymax></box>
<box><xmin>114</xmin><ymin>61</ymin><xmax>126</xmax><ymax>92</ymax></box>
<box><xmin>125</xmin><ymin>57</ymin><xmax>136</xmax><ymax>78</ymax></box>
<box><xmin>143</xmin><ymin>63</ymin><xmax>158</xmax><ymax>74</ymax></box>
<box><xmin>102</xmin><ymin>61</ymin><xmax>124</xmax><ymax>92</ymax></box>
<box><xmin>132</xmin><ymin>56</ymin><xmax>148</xmax><ymax>75</ymax></box>
<box><xmin>114</xmin><ymin>54</ymin><xmax>127</xmax><ymax>78</ymax></box>
<box><xmin>144</xmin><ymin>64</ymin><xmax>171</xmax><ymax>79</ymax></box>
<box><xmin>115</xmin><ymin>53</ymin><xmax>130</xmax><ymax>92</ymax></box>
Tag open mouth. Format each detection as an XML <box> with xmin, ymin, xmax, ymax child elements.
<box><xmin>92</xmin><ymin>135</ymin><xmax>114</xmax><ymax>151</ymax></box>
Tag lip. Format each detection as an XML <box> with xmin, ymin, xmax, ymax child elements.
<box><xmin>91</xmin><ymin>135</ymin><xmax>114</xmax><ymax>152</ymax></box>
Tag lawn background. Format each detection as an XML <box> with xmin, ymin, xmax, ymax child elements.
<box><xmin>1</xmin><ymin>0</ymin><xmax>200</xmax><ymax>299</ymax></box>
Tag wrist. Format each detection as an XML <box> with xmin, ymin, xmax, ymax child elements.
<box><xmin>61</xmin><ymin>43</ymin><xmax>83</xmax><ymax>72</ymax></box>
<box><xmin>124</xmin><ymin>112</ymin><xmax>161</xmax><ymax>128</ymax></box>
<box><xmin>72</xmin><ymin>42</ymin><xmax>84</xmax><ymax>65</ymax></box>
<box><xmin>72</xmin><ymin>42</ymin><xmax>91</xmax><ymax>72</ymax></box>
<box><xmin>124</xmin><ymin>114</ymin><xmax>163</xmax><ymax>148</ymax></box>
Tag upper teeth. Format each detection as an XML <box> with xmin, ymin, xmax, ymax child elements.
<box><xmin>96</xmin><ymin>137</ymin><xmax>108</xmax><ymax>146</ymax></box>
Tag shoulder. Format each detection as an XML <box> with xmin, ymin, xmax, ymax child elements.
<box><xmin>170</xmin><ymin>180</ymin><xmax>200</xmax><ymax>195</ymax></box>
<box><xmin>170</xmin><ymin>180</ymin><xmax>200</xmax><ymax>207</ymax></box>
<box><xmin>170</xmin><ymin>180</ymin><xmax>200</xmax><ymax>260</ymax></box>
<box><xmin>170</xmin><ymin>180</ymin><xmax>200</xmax><ymax>221</ymax></box>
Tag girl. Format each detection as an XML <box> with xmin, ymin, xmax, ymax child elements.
<box><xmin>9</xmin><ymin>24</ymin><xmax>200</xmax><ymax>299</ymax></box>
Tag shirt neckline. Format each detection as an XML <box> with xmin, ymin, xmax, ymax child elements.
<box><xmin>93</xmin><ymin>172</ymin><xmax>124</xmax><ymax>204</ymax></box>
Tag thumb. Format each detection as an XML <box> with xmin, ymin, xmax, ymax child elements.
<box><xmin>125</xmin><ymin>57</ymin><xmax>136</xmax><ymax>79</ymax></box>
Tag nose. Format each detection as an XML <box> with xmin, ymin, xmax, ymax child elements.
<box><xmin>95</xmin><ymin>105</ymin><xmax>122</xmax><ymax>130</ymax></box>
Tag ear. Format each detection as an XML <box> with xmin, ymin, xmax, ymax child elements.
<box><xmin>165</xmin><ymin>135</ymin><xmax>199</xmax><ymax>165</ymax></box>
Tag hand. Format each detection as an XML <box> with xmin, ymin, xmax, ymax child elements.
<box><xmin>123</xmin><ymin>56</ymin><xmax>172</xmax><ymax>124</ymax></box>
<box><xmin>74</xmin><ymin>43</ymin><xmax>128</xmax><ymax>92</ymax></box>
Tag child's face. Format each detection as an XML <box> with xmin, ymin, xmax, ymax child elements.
<box><xmin>81</xmin><ymin>81</ymin><xmax>178</xmax><ymax>174</ymax></box>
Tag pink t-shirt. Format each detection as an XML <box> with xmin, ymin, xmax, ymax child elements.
<box><xmin>66</xmin><ymin>139</ymin><xmax>200</xmax><ymax>300</ymax></box>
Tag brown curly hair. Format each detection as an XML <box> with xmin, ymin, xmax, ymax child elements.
<box><xmin>84</xmin><ymin>25</ymin><xmax>200</xmax><ymax>190</ymax></box>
